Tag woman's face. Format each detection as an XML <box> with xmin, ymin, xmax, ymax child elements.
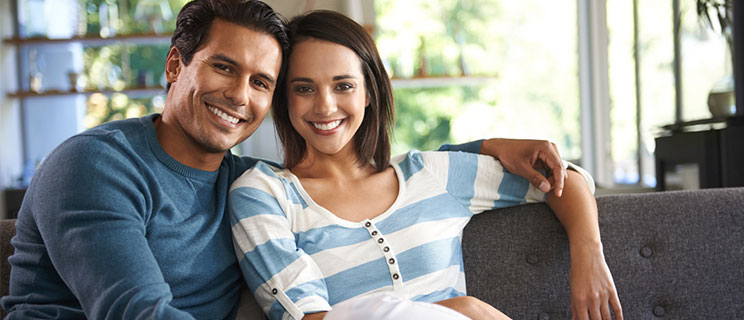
<box><xmin>286</xmin><ymin>38</ymin><xmax>369</xmax><ymax>157</ymax></box>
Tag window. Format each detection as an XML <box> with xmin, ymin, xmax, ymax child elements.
<box><xmin>375</xmin><ymin>0</ymin><xmax>581</xmax><ymax>160</ymax></box>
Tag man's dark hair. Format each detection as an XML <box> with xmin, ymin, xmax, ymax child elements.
<box><xmin>273</xmin><ymin>10</ymin><xmax>394</xmax><ymax>171</ymax></box>
<box><xmin>167</xmin><ymin>0</ymin><xmax>289</xmax><ymax>91</ymax></box>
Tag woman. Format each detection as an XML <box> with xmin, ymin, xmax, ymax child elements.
<box><xmin>229</xmin><ymin>10</ymin><xmax>622</xmax><ymax>320</ymax></box>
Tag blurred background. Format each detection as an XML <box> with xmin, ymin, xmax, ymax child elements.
<box><xmin>1</xmin><ymin>0</ymin><xmax>740</xmax><ymax>218</ymax></box>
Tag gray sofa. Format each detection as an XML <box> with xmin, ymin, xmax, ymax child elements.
<box><xmin>2</xmin><ymin>187</ymin><xmax>744</xmax><ymax>319</ymax></box>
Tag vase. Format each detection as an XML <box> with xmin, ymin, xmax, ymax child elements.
<box><xmin>707</xmin><ymin>74</ymin><xmax>736</xmax><ymax>118</ymax></box>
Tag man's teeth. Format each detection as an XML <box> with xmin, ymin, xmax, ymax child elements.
<box><xmin>313</xmin><ymin>120</ymin><xmax>342</xmax><ymax>130</ymax></box>
<box><xmin>208</xmin><ymin>105</ymin><xmax>239</xmax><ymax>124</ymax></box>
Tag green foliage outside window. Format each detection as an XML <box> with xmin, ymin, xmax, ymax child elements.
<box><xmin>80</xmin><ymin>0</ymin><xmax>187</xmax><ymax>128</ymax></box>
<box><xmin>376</xmin><ymin>0</ymin><xmax>581</xmax><ymax>160</ymax></box>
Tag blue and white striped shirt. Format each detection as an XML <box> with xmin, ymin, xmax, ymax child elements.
<box><xmin>229</xmin><ymin>150</ymin><xmax>594</xmax><ymax>320</ymax></box>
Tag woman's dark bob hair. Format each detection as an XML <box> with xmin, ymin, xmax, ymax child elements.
<box><xmin>273</xmin><ymin>10</ymin><xmax>394</xmax><ymax>171</ymax></box>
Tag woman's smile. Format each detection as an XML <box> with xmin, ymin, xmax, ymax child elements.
<box><xmin>310</xmin><ymin>119</ymin><xmax>345</xmax><ymax>134</ymax></box>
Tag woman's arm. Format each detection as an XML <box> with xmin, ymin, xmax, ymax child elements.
<box><xmin>546</xmin><ymin>170</ymin><xmax>623</xmax><ymax>320</ymax></box>
<box><xmin>230</xmin><ymin>164</ymin><xmax>332</xmax><ymax>320</ymax></box>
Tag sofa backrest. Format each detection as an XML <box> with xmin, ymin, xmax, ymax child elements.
<box><xmin>1</xmin><ymin>219</ymin><xmax>16</xmax><ymax>318</ymax></box>
<box><xmin>462</xmin><ymin>187</ymin><xmax>744</xmax><ymax>319</ymax></box>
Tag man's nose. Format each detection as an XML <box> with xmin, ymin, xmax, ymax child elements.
<box><xmin>224</xmin><ymin>77</ymin><xmax>251</xmax><ymax>106</ymax></box>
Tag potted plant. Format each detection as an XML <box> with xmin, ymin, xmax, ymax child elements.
<box><xmin>696</xmin><ymin>0</ymin><xmax>736</xmax><ymax>117</ymax></box>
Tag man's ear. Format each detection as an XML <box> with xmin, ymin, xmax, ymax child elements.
<box><xmin>165</xmin><ymin>47</ymin><xmax>183</xmax><ymax>84</ymax></box>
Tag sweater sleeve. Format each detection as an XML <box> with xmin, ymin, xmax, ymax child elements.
<box><xmin>17</xmin><ymin>135</ymin><xmax>195</xmax><ymax>319</ymax></box>
<box><xmin>229</xmin><ymin>163</ymin><xmax>331</xmax><ymax>320</ymax></box>
<box><xmin>419</xmin><ymin>151</ymin><xmax>594</xmax><ymax>214</ymax></box>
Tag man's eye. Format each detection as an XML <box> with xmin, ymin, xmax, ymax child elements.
<box><xmin>214</xmin><ymin>64</ymin><xmax>231</xmax><ymax>72</ymax></box>
<box><xmin>253</xmin><ymin>79</ymin><xmax>268</xmax><ymax>89</ymax></box>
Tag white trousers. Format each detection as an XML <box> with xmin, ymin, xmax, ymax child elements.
<box><xmin>323</xmin><ymin>293</ymin><xmax>470</xmax><ymax>320</ymax></box>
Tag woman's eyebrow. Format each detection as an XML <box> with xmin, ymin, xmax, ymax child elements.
<box><xmin>289</xmin><ymin>77</ymin><xmax>314</xmax><ymax>83</ymax></box>
<box><xmin>332</xmin><ymin>75</ymin><xmax>355</xmax><ymax>81</ymax></box>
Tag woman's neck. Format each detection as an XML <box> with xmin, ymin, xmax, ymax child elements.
<box><xmin>290</xmin><ymin>145</ymin><xmax>375</xmax><ymax>182</ymax></box>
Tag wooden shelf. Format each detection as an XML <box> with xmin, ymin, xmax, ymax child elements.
<box><xmin>3</xmin><ymin>33</ymin><xmax>172</xmax><ymax>46</ymax></box>
<box><xmin>390</xmin><ymin>75</ymin><xmax>498</xmax><ymax>88</ymax></box>
<box><xmin>7</xmin><ymin>86</ymin><xmax>166</xmax><ymax>98</ymax></box>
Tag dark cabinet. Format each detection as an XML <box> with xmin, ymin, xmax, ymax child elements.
<box><xmin>655</xmin><ymin>121</ymin><xmax>744</xmax><ymax>190</ymax></box>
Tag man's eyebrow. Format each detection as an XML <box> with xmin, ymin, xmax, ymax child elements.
<box><xmin>210</xmin><ymin>54</ymin><xmax>238</xmax><ymax>66</ymax></box>
<box><xmin>256</xmin><ymin>73</ymin><xmax>276</xmax><ymax>85</ymax></box>
<box><xmin>209</xmin><ymin>54</ymin><xmax>276</xmax><ymax>85</ymax></box>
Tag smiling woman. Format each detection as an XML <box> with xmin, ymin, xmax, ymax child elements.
<box><xmin>228</xmin><ymin>9</ymin><xmax>621</xmax><ymax>320</ymax></box>
<box><xmin>286</xmin><ymin>38</ymin><xmax>370</xmax><ymax>161</ymax></box>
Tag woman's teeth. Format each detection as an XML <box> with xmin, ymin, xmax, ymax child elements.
<box><xmin>313</xmin><ymin>120</ymin><xmax>342</xmax><ymax>130</ymax></box>
<box><xmin>208</xmin><ymin>105</ymin><xmax>239</xmax><ymax>124</ymax></box>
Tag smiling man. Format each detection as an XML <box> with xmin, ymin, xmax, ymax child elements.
<box><xmin>1</xmin><ymin>1</ymin><xmax>289</xmax><ymax>319</ymax></box>
<box><xmin>2</xmin><ymin>1</ymin><xmax>572</xmax><ymax>319</ymax></box>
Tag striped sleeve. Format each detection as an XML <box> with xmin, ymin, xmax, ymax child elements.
<box><xmin>229</xmin><ymin>162</ymin><xmax>331</xmax><ymax>320</ymax></box>
<box><xmin>419</xmin><ymin>151</ymin><xmax>595</xmax><ymax>214</ymax></box>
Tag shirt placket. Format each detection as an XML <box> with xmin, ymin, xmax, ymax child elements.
<box><xmin>362</xmin><ymin>219</ymin><xmax>404</xmax><ymax>291</ymax></box>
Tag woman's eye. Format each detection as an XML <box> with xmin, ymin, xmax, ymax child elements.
<box><xmin>336</xmin><ymin>83</ymin><xmax>354</xmax><ymax>91</ymax></box>
<box><xmin>294</xmin><ymin>86</ymin><xmax>314</xmax><ymax>94</ymax></box>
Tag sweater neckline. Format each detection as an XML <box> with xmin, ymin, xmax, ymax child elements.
<box><xmin>140</xmin><ymin>114</ymin><xmax>220</xmax><ymax>183</ymax></box>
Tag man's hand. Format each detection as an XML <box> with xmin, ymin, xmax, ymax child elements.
<box><xmin>481</xmin><ymin>138</ymin><xmax>567</xmax><ymax>197</ymax></box>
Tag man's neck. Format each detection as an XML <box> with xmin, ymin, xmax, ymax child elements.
<box><xmin>153</xmin><ymin>116</ymin><xmax>224</xmax><ymax>172</ymax></box>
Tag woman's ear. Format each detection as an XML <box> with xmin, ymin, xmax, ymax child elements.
<box><xmin>165</xmin><ymin>47</ymin><xmax>183</xmax><ymax>85</ymax></box>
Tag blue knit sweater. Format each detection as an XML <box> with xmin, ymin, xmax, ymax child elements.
<box><xmin>1</xmin><ymin>114</ymin><xmax>264</xmax><ymax>319</ymax></box>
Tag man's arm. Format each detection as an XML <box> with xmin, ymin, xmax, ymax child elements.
<box><xmin>546</xmin><ymin>170</ymin><xmax>623</xmax><ymax>320</ymax></box>
<box><xmin>438</xmin><ymin>138</ymin><xmax>567</xmax><ymax>197</ymax></box>
<box><xmin>22</xmin><ymin>136</ymin><xmax>195</xmax><ymax>319</ymax></box>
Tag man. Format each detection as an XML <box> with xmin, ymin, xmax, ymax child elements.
<box><xmin>1</xmin><ymin>0</ymin><xmax>568</xmax><ymax>319</ymax></box>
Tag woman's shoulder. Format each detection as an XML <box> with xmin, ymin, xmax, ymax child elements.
<box><xmin>392</xmin><ymin>149</ymin><xmax>479</xmax><ymax>168</ymax></box>
<box><xmin>230</xmin><ymin>160</ymin><xmax>290</xmax><ymax>192</ymax></box>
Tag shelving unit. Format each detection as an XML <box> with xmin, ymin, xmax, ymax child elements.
<box><xmin>2</xmin><ymin>33</ymin><xmax>172</xmax><ymax>46</ymax></box>
<box><xmin>7</xmin><ymin>86</ymin><xmax>166</xmax><ymax>99</ymax></box>
<box><xmin>4</xmin><ymin>33</ymin><xmax>172</xmax><ymax>99</ymax></box>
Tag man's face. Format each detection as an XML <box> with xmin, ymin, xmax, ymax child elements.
<box><xmin>163</xmin><ymin>19</ymin><xmax>282</xmax><ymax>154</ymax></box>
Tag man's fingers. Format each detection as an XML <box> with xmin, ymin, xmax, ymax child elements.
<box><xmin>530</xmin><ymin>171</ymin><xmax>551</xmax><ymax>193</ymax></box>
<box><xmin>537</xmin><ymin>151</ymin><xmax>565</xmax><ymax>197</ymax></box>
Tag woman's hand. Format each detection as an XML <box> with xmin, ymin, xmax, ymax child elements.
<box><xmin>546</xmin><ymin>170</ymin><xmax>623</xmax><ymax>320</ymax></box>
<box><xmin>480</xmin><ymin>138</ymin><xmax>566</xmax><ymax>197</ymax></box>
<box><xmin>434</xmin><ymin>296</ymin><xmax>511</xmax><ymax>320</ymax></box>
<box><xmin>569</xmin><ymin>241</ymin><xmax>623</xmax><ymax>320</ymax></box>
